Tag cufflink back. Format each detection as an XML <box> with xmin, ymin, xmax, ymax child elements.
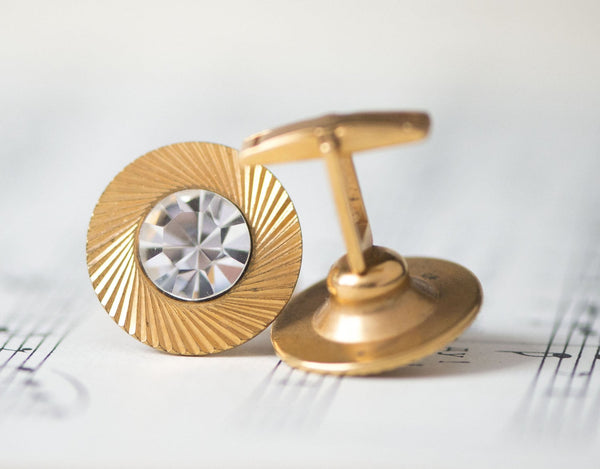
<box><xmin>87</xmin><ymin>142</ymin><xmax>302</xmax><ymax>355</ymax></box>
<box><xmin>240</xmin><ymin>112</ymin><xmax>483</xmax><ymax>375</ymax></box>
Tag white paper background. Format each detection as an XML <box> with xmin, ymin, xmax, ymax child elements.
<box><xmin>1</xmin><ymin>1</ymin><xmax>599</xmax><ymax>468</ymax></box>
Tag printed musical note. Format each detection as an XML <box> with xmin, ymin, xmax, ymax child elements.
<box><xmin>0</xmin><ymin>273</ymin><xmax>88</xmax><ymax>419</ymax></box>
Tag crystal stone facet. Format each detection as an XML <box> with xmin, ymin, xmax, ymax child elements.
<box><xmin>138</xmin><ymin>189</ymin><xmax>251</xmax><ymax>301</ymax></box>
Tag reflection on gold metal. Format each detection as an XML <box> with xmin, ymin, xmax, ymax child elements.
<box><xmin>240</xmin><ymin>112</ymin><xmax>482</xmax><ymax>375</ymax></box>
<box><xmin>87</xmin><ymin>142</ymin><xmax>302</xmax><ymax>355</ymax></box>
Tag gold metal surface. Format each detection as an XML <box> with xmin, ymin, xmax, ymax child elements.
<box><xmin>242</xmin><ymin>112</ymin><xmax>429</xmax><ymax>274</ymax></box>
<box><xmin>240</xmin><ymin>111</ymin><xmax>482</xmax><ymax>375</ymax></box>
<box><xmin>87</xmin><ymin>142</ymin><xmax>302</xmax><ymax>355</ymax></box>
<box><xmin>272</xmin><ymin>256</ymin><xmax>481</xmax><ymax>375</ymax></box>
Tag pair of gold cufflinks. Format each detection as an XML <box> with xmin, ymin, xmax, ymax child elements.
<box><xmin>87</xmin><ymin>111</ymin><xmax>482</xmax><ymax>376</ymax></box>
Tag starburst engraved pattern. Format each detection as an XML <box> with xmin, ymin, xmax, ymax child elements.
<box><xmin>86</xmin><ymin>142</ymin><xmax>302</xmax><ymax>355</ymax></box>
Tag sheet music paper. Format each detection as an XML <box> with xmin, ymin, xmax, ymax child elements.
<box><xmin>1</xmin><ymin>2</ymin><xmax>599</xmax><ymax>468</ymax></box>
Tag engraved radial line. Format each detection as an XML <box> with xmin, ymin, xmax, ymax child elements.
<box><xmin>214</xmin><ymin>312</ymin><xmax>264</xmax><ymax>331</ymax></box>
<box><xmin>262</xmin><ymin>204</ymin><xmax>296</xmax><ymax>236</ymax></box>
<box><xmin>93</xmin><ymin>210</ymin><xmax>146</xmax><ymax>226</ymax></box>
<box><xmin>87</xmin><ymin>220</ymin><xmax>135</xmax><ymax>251</ymax></box>
<box><xmin>213</xmin><ymin>145</ymin><xmax>237</xmax><ymax>201</ymax></box>
<box><xmin>111</xmin><ymin>253</ymin><xmax>135</xmax><ymax>322</ymax></box>
<box><xmin>149</xmin><ymin>148</ymin><xmax>196</xmax><ymax>187</ymax></box>
<box><xmin>91</xmin><ymin>205</ymin><xmax>145</xmax><ymax>220</ymax></box>
<box><xmin>229</xmin><ymin>305</ymin><xmax>281</xmax><ymax>317</ymax></box>
<box><xmin>205</xmin><ymin>147</ymin><xmax>229</xmax><ymax>194</ymax></box>
<box><xmin>262</xmin><ymin>231</ymin><xmax>301</xmax><ymax>263</ymax></box>
<box><xmin>119</xmin><ymin>169</ymin><xmax>176</xmax><ymax>188</ymax></box>
<box><xmin>122</xmin><ymin>181</ymin><xmax>179</xmax><ymax>197</ymax></box>
<box><xmin>249</xmin><ymin>166</ymin><xmax>266</xmax><ymax>226</ymax></box>
<box><xmin>257</xmin><ymin>219</ymin><xmax>296</xmax><ymax>256</ymax></box>
<box><xmin>143</xmin><ymin>283</ymin><xmax>160</xmax><ymax>348</ymax></box>
<box><xmin>94</xmin><ymin>236</ymin><xmax>131</xmax><ymax>290</ymax></box>
<box><xmin>115</xmin><ymin>171</ymin><xmax>175</xmax><ymax>191</ymax></box>
<box><xmin>245</xmin><ymin>266</ymin><xmax>298</xmax><ymax>288</ymax></box>
<box><xmin>165</xmin><ymin>307</ymin><xmax>202</xmax><ymax>355</ymax></box>
<box><xmin>131</xmin><ymin>162</ymin><xmax>187</xmax><ymax>190</ymax></box>
<box><xmin>156</xmin><ymin>147</ymin><xmax>200</xmax><ymax>188</ymax></box>
<box><xmin>234</xmin><ymin>158</ymin><xmax>244</xmax><ymax>204</ymax></box>
<box><xmin>160</xmin><ymin>301</ymin><xmax>187</xmax><ymax>354</ymax></box>
<box><xmin>245</xmin><ymin>166</ymin><xmax>257</xmax><ymax>223</ymax></box>
<box><xmin>189</xmin><ymin>309</ymin><xmax>230</xmax><ymax>350</ymax></box>
<box><xmin>224</xmin><ymin>295</ymin><xmax>282</xmax><ymax>310</ymax></box>
<box><xmin>258</xmin><ymin>190</ymin><xmax>291</xmax><ymax>237</ymax></box>
<box><xmin>187</xmin><ymin>143</ymin><xmax>223</xmax><ymax>190</ymax></box>
<box><xmin>108</xmin><ymin>250</ymin><xmax>135</xmax><ymax>317</ymax></box>
<box><xmin>146</xmin><ymin>289</ymin><xmax>166</xmax><ymax>349</ymax></box>
<box><xmin>214</xmin><ymin>148</ymin><xmax>235</xmax><ymax>195</ymax></box>
<box><xmin>219</xmin><ymin>145</ymin><xmax>243</xmax><ymax>202</ymax></box>
<box><xmin>164</xmin><ymin>303</ymin><xmax>197</xmax><ymax>355</ymax></box>
<box><xmin>207</xmin><ymin>145</ymin><xmax>233</xmax><ymax>198</ymax></box>
<box><xmin>170</xmin><ymin>312</ymin><xmax>201</xmax><ymax>355</ymax></box>
<box><xmin>256</xmin><ymin>211</ymin><xmax>292</xmax><ymax>249</ymax></box>
<box><xmin>173</xmin><ymin>144</ymin><xmax>208</xmax><ymax>187</ymax></box>
<box><xmin>224</xmin><ymin>310</ymin><xmax>275</xmax><ymax>323</ymax></box>
<box><xmin>205</xmin><ymin>313</ymin><xmax>255</xmax><ymax>338</ymax></box>
<box><xmin>89</xmin><ymin>240</ymin><xmax>127</xmax><ymax>282</ymax></box>
<box><xmin>242</xmin><ymin>265</ymin><xmax>291</xmax><ymax>286</ymax></box>
<box><xmin>254</xmin><ymin>184</ymin><xmax>284</xmax><ymax>238</ymax></box>
<box><xmin>249</xmin><ymin>236</ymin><xmax>300</xmax><ymax>277</ymax></box>
<box><xmin>253</xmin><ymin>172</ymin><xmax>275</xmax><ymax>237</ymax></box>
<box><xmin>91</xmin><ymin>222</ymin><xmax>139</xmax><ymax>248</ymax></box>
<box><xmin>184</xmin><ymin>143</ymin><xmax>220</xmax><ymax>190</ymax></box>
<box><xmin>200</xmin><ymin>144</ymin><xmax>223</xmax><ymax>189</ymax></box>
<box><xmin>92</xmin><ymin>205</ymin><xmax>150</xmax><ymax>223</ymax></box>
<box><xmin>221</xmin><ymin>297</ymin><xmax>276</xmax><ymax>316</ymax></box>
<box><xmin>138</xmin><ymin>282</ymin><xmax>153</xmax><ymax>345</ymax></box>
<box><xmin>88</xmin><ymin>225</ymin><xmax>136</xmax><ymax>271</ymax></box>
<box><xmin>148</xmin><ymin>156</ymin><xmax>192</xmax><ymax>191</ymax></box>
<box><xmin>136</xmin><ymin>275</ymin><xmax>147</xmax><ymax>342</ymax></box>
<box><xmin>204</xmin><ymin>306</ymin><xmax>257</xmax><ymax>335</ymax></box>
<box><xmin>274</xmin><ymin>216</ymin><xmax>302</xmax><ymax>244</ymax></box>
<box><xmin>95</xmin><ymin>239</ymin><xmax>134</xmax><ymax>297</ymax></box>
<box><xmin>196</xmin><ymin>306</ymin><xmax>244</xmax><ymax>346</ymax></box>
<box><xmin>243</xmin><ymin>166</ymin><xmax>251</xmax><ymax>216</ymax></box>
<box><xmin>111</xmin><ymin>177</ymin><xmax>171</xmax><ymax>192</ymax></box>
<box><xmin>244</xmin><ymin>271</ymin><xmax>297</xmax><ymax>291</ymax></box>
<box><xmin>246</xmin><ymin>166</ymin><xmax>260</xmax><ymax>224</ymax></box>
<box><xmin>131</xmin><ymin>156</ymin><xmax>186</xmax><ymax>185</ymax></box>
<box><xmin>173</xmin><ymin>144</ymin><xmax>201</xmax><ymax>182</ymax></box>
<box><xmin>258</xmin><ymin>214</ymin><xmax>299</xmax><ymax>254</ymax></box>
<box><xmin>151</xmin><ymin>293</ymin><xmax>173</xmax><ymax>353</ymax></box>
<box><xmin>196</xmin><ymin>304</ymin><xmax>241</xmax><ymax>342</ymax></box>
<box><xmin>92</xmin><ymin>202</ymin><xmax>145</xmax><ymax>217</ymax></box>
<box><xmin>183</xmin><ymin>311</ymin><xmax>218</xmax><ymax>353</ymax></box>
<box><xmin>216</xmin><ymin>305</ymin><xmax>272</xmax><ymax>326</ymax></box>
<box><xmin>232</xmin><ymin>297</ymin><xmax>287</xmax><ymax>309</ymax></box>
<box><xmin>220</xmin><ymin>145</ymin><xmax>241</xmax><ymax>199</ymax></box>
<box><xmin>88</xmin><ymin>219</ymin><xmax>138</xmax><ymax>249</ymax></box>
<box><xmin>125</xmin><ymin>269</ymin><xmax>139</xmax><ymax>335</ymax></box>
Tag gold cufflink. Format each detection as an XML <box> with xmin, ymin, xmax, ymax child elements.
<box><xmin>240</xmin><ymin>111</ymin><xmax>483</xmax><ymax>375</ymax></box>
<box><xmin>87</xmin><ymin>142</ymin><xmax>302</xmax><ymax>355</ymax></box>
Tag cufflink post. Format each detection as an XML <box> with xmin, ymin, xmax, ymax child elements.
<box><xmin>240</xmin><ymin>112</ymin><xmax>482</xmax><ymax>375</ymax></box>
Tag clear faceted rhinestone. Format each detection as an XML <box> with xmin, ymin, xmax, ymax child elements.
<box><xmin>138</xmin><ymin>189</ymin><xmax>251</xmax><ymax>301</ymax></box>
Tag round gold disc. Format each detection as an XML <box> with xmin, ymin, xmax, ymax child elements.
<box><xmin>87</xmin><ymin>142</ymin><xmax>302</xmax><ymax>355</ymax></box>
<box><xmin>271</xmin><ymin>257</ymin><xmax>482</xmax><ymax>375</ymax></box>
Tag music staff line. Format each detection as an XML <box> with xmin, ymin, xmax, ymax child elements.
<box><xmin>0</xmin><ymin>274</ymin><xmax>86</xmax><ymax>419</ymax></box>
<box><xmin>517</xmin><ymin>245</ymin><xmax>600</xmax><ymax>437</ymax></box>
